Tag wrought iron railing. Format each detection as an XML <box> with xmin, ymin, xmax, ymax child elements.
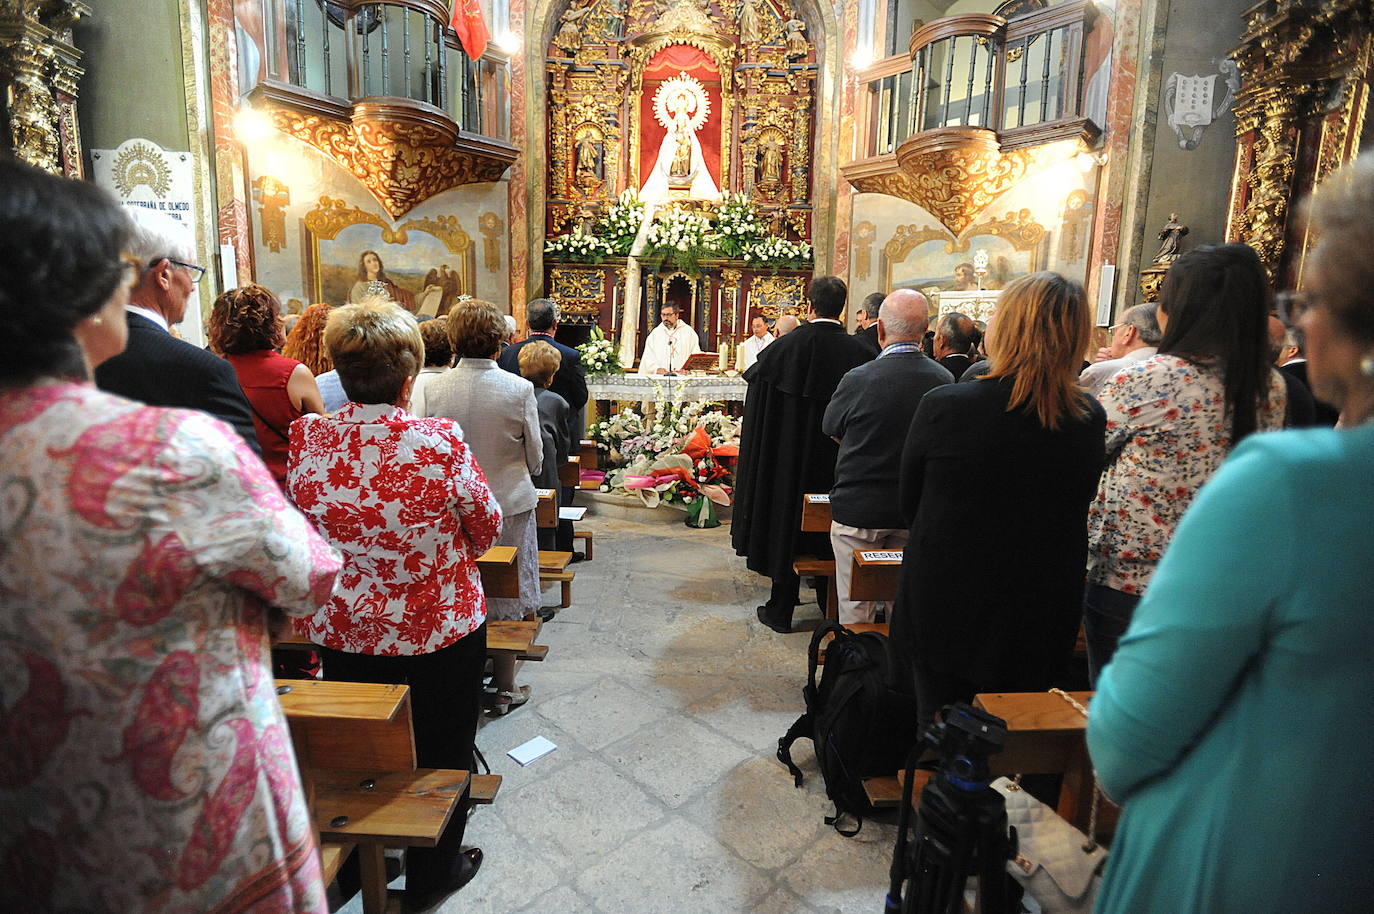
<box><xmin>859</xmin><ymin>0</ymin><xmax>1098</xmax><ymax>157</ymax></box>
<box><xmin>254</xmin><ymin>0</ymin><xmax>509</xmax><ymax>141</ymax></box>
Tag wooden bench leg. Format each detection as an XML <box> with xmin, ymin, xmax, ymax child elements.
<box><xmin>825</xmin><ymin>575</ymin><xmax>838</xmax><ymax>621</ymax></box>
<box><xmin>357</xmin><ymin>843</ymin><xmax>390</xmax><ymax>914</ymax></box>
<box><xmin>560</xmin><ymin>579</ymin><xmax>572</xmax><ymax>608</ymax></box>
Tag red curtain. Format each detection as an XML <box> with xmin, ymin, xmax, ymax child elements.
<box><xmin>638</xmin><ymin>45</ymin><xmax>722</xmax><ymax>192</ymax></box>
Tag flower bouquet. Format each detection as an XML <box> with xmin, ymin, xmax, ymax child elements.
<box><xmin>577</xmin><ymin>325</ymin><xmax>622</xmax><ymax>376</ymax></box>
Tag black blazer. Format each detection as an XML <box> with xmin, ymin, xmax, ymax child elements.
<box><xmin>94</xmin><ymin>312</ymin><xmax>262</xmax><ymax>455</ymax></box>
<box><xmin>498</xmin><ymin>333</ymin><xmax>588</xmax><ymax>443</ymax></box>
<box><xmin>853</xmin><ymin>324</ymin><xmax>879</xmax><ymax>355</ymax></box>
<box><xmin>1279</xmin><ymin>361</ymin><xmax>1339</xmax><ymax>427</ymax></box>
<box><xmin>889</xmin><ymin>377</ymin><xmax>1106</xmax><ymax>703</ymax></box>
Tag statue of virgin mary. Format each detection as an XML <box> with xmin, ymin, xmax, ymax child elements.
<box><xmin>640</xmin><ymin>72</ymin><xmax>720</xmax><ymax>204</ymax></box>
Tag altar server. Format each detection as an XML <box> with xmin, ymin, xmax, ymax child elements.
<box><xmin>736</xmin><ymin>313</ymin><xmax>774</xmax><ymax>371</ymax></box>
<box><xmin>638</xmin><ymin>303</ymin><xmax>701</xmax><ymax>375</ymax></box>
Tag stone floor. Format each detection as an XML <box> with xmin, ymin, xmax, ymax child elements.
<box><xmin>344</xmin><ymin>510</ymin><xmax>900</xmax><ymax>913</ymax></box>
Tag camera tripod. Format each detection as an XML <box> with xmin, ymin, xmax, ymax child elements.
<box><xmin>885</xmin><ymin>704</ymin><xmax>1020</xmax><ymax>914</ymax></box>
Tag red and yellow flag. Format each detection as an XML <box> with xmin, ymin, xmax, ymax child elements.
<box><xmin>451</xmin><ymin>0</ymin><xmax>491</xmax><ymax>60</ymax></box>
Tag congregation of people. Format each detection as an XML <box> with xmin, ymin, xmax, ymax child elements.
<box><xmin>731</xmin><ymin>156</ymin><xmax>1374</xmax><ymax>910</ymax></box>
<box><xmin>4</xmin><ymin>143</ymin><xmax>1374</xmax><ymax>914</ymax></box>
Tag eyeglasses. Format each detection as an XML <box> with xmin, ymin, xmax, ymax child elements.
<box><xmin>167</xmin><ymin>259</ymin><xmax>206</xmax><ymax>284</ymax></box>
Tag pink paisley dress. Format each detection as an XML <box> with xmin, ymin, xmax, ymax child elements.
<box><xmin>0</xmin><ymin>381</ymin><xmax>342</xmax><ymax>913</ymax></box>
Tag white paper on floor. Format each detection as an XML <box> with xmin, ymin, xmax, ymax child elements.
<box><xmin>508</xmin><ymin>735</ymin><xmax>558</xmax><ymax>766</ymax></box>
<box><xmin>558</xmin><ymin>507</ymin><xmax>587</xmax><ymax>521</ymax></box>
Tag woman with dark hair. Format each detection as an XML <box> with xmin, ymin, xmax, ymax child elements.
<box><xmin>209</xmin><ymin>284</ymin><xmax>325</xmax><ymax>487</ymax></box>
<box><xmin>1083</xmin><ymin>243</ymin><xmax>1287</xmax><ymax>681</ymax></box>
<box><xmin>1087</xmin><ymin>154</ymin><xmax>1374</xmax><ymax>914</ymax></box>
<box><xmin>889</xmin><ymin>272</ymin><xmax>1106</xmax><ymax>721</ymax></box>
<box><xmin>408</xmin><ymin>315</ymin><xmax>453</xmax><ymax>416</ymax></box>
<box><xmin>288</xmin><ymin>301</ymin><xmax>500</xmax><ymax>908</ymax></box>
<box><xmin>0</xmin><ymin>160</ymin><xmax>340</xmax><ymax>911</ymax></box>
<box><xmin>349</xmin><ymin>249</ymin><xmax>415</xmax><ymax>311</ymax></box>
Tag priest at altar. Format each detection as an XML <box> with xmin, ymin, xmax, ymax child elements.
<box><xmin>638</xmin><ymin>303</ymin><xmax>701</xmax><ymax>375</ymax></box>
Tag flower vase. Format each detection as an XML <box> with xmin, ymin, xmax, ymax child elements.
<box><xmin>684</xmin><ymin>496</ymin><xmax>720</xmax><ymax>529</ymax></box>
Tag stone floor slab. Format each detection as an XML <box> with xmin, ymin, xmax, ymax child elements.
<box><xmin>602</xmin><ymin>715</ymin><xmax>752</xmax><ymax>809</ymax></box>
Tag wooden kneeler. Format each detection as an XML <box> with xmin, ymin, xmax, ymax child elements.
<box><xmin>538</xmin><ymin>550</ymin><xmax>575</xmax><ymax>608</ymax></box>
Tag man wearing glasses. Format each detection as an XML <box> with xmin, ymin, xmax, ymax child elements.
<box><xmin>1079</xmin><ymin>303</ymin><xmax>1162</xmax><ymax>397</ymax></box>
<box><xmin>95</xmin><ymin>208</ymin><xmax>262</xmax><ymax>455</ymax></box>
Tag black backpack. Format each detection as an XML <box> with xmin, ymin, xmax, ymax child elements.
<box><xmin>778</xmin><ymin>620</ymin><xmax>921</xmax><ymax>836</ymax></box>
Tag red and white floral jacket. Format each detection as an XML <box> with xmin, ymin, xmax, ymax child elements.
<box><xmin>288</xmin><ymin>402</ymin><xmax>502</xmax><ymax>655</ymax></box>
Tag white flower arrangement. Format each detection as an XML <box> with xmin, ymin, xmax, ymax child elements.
<box><xmin>578</xmin><ymin>326</ymin><xmax>622</xmax><ymax>375</ymax></box>
<box><xmin>597</xmin><ymin>190</ymin><xmax>647</xmax><ymax>255</ymax></box>
<box><xmin>714</xmin><ymin>192</ymin><xmax>766</xmax><ymax>256</ymax></box>
<box><xmin>743</xmin><ymin>235</ymin><xmax>813</xmax><ymax>267</ymax></box>
<box><xmin>544</xmin><ymin>226</ymin><xmax>615</xmax><ymax>262</ymax></box>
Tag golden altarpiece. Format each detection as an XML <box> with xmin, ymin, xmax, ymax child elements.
<box><xmin>0</xmin><ymin>0</ymin><xmax>88</xmax><ymax>178</ymax></box>
<box><xmin>541</xmin><ymin>0</ymin><xmax>818</xmax><ymax>356</ymax></box>
<box><xmin>1225</xmin><ymin>0</ymin><xmax>1372</xmax><ymax>289</ymax></box>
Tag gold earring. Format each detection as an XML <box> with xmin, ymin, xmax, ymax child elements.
<box><xmin>1361</xmin><ymin>355</ymin><xmax>1374</xmax><ymax>378</ymax></box>
<box><xmin>92</xmin><ymin>316</ymin><xmax>104</xmax><ymax>325</ymax></box>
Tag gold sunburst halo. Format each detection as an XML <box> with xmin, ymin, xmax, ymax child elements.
<box><xmin>652</xmin><ymin>72</ymin><xmax>711</xmax><ymax>132</ymax></box>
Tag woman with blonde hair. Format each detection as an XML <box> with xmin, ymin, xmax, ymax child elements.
<box><xmin>287</xmin><ymin>301</ymin><xmax>500</xmax><ymax>907</ymax></box>
<box><xmin>888</xmin><ymin>272</ymin><xmax>1107</xmax><ymax>722</ymax></box>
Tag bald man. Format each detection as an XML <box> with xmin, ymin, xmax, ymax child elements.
<box><xmin>775</xmin><ymin>314</ymin><xmax>800</xmax><ymax>336</ymax></box>
<box><xmin>822</xmin><ymin>289</ymin><xmax>954</xmax><ymax>624</ymax></box>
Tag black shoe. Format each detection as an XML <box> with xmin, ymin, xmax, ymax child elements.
<box><xmin>569</xmin><ymin>551</ymin><xmax>588</xmax><ymax>564</ymax></box>
<box><xmin>755</xmin><ymin>605</ymin><xmax>793</xmax><ymax>634</ymax></box>
<box><xmin>536</xmin><ymin>606</ymin><xmax>557</xmax><ymax>622</ymax></box>
<box><xmin>403</xmin><ymin>848</ymin><xmax>482</xmax><ymax>912</ymax></box>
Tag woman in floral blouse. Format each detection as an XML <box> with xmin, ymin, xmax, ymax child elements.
<box><xmin>1084</xmin><ymin>243</ymin><xmax>1287</xmax><ymax>682</ymax></box>
<box><xmin>0</xmin><ymin>157</ymin><xmax>341</xmax><ymax>912</ymax></box>
<box><xmin>287</xmin><ymin>302</ymin><xmax>502</xmax><ymax>909</ymax></box>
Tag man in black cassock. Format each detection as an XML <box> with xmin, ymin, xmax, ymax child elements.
<box><xmin>732</xmin><ymin>276</ymin><xmax>876</xmax><ymax>632</ymax></box>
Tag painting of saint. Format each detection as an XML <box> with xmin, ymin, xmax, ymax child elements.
<box><xmin>351</xmin><ymin>250</ymin><xmax>417</xmax><ymax>310</ymax></box>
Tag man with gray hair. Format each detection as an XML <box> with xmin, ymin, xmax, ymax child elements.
<box><xmin>1079</xmin><ymin>303</ymin><xmax>1162</xmax><ymax>395</ymax></box>
<box><xmin>822</xmin><ymin>289</ymin><xmax>953</xmax><ymax>624</ymax></box>
<box><xmin>95</xmin><ymin>208</ymin><xmax>260</xmax><ymax>455</ymax></box>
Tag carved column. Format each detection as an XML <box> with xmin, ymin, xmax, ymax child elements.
<box><xmin>0</xmin><ymin>0</ymin><xmax>89</xmax><ymax>177</ymax></box>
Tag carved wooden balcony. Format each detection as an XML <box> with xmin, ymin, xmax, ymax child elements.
<box><xmin>243</xmin><ymin>0</ymin><xmax>517</xmax><ymax>217</ymax></box>
<box><xmin>842</xmin><ymin>0</ymin><xmax>1101</xmax><ymax>236</ymax></box>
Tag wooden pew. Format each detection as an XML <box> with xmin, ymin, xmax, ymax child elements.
<box><xmin>800</xmin><ymin>492</ymin><xmax>832</xmax><ymax>531</ymax></box>
<box><xmin>486</xmin><ymin>619</ymin><xmax>547</xmax><ymax>661</ymax></box>
<box><xmin>558</xmin><ymin>455</ymin><xmax>582</xmax><ymax>488</ymax></box>
<box><xmin>975</xmin><ymin>690</ymin><xmax>1100</xmax><ymax>832</ymax></box>
<box><xmin>794</xmin><ymin>494</ymin><xmax>838</xmax><ymax>620</ymax></box>
<box><xmin>276</xmin><ymin>680</ymin><xmax>503</xmax><ymax>914</ymax></box>
<box><xmin>313</xmin><ymin>768</ymin><xmax>470</xmax><ymax>914</ymax></box>
<box><xmin>539</xmin><ymin>550</ymin><xmax>575</xmax><ymax>609</ymax></box>
<box><xmin>535</xmin><ymin>489</ymin><xmax>557</xmax><ymax>529</ymax></box>
<box><xmin>578</xmin><ymin>438</ymin><xmax>599</xmax><ymax>469</ymax></box>
<box><xmin>848</xmin><ymin>548</ymin><xmax>904</xmax><ymax>603</ymax></box>
<box><xmin>476</xmin><ymin>545</ymin><xmax>519</xmax><ymax>600</ymax></box>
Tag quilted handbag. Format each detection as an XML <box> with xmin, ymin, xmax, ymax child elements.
<box><xmin>992</xmin><ymin>776</ymin><xmax>1106</xmax><ymax>913</ymax></box>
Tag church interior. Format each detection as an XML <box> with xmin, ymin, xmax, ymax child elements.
<box><xmin>3</xmin><ymin>0</ymin><xmax>1373</xmax><ymax>911</ymax></box>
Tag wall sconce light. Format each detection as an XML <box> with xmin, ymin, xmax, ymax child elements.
<box><xmin>233</xmin><ymin>105</ymin><xmax>272</xmax><ymax>144</ymax></box>
<box><xmin>495</xmin><ymin>30</ymin><xmax>522</xmax><ymax>55</ymax></box>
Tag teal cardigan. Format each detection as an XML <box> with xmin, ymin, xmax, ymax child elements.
<box><xmin>1088</xmin><ymin>426</ymin><xmax>1374</xmax><ymax>912</ymax></box>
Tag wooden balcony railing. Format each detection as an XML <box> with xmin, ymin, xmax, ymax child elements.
<box><xmin>856</xmin><ymin>0</ymin><xmax>1100</xmax><ymax>159</ymax></box>
<box><xmin>242</xmin><ymin>0</ymin><xmax>516</xmax><ymax>216</ymax></box>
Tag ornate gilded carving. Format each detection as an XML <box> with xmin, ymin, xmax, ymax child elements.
<box><xmin>848</xmin><ymin>129</ymin><xmax>1076</xmax><ymax>238</ymax></box>
<box><xmin>852</xmin><ymin>221</ymin><xmax>876</xmax><ymax>281</ymax></box>
<box><xmin>0</xmin><ymin>0</ymin><xmax>89</xmax><ymax>176</ymax></box>
<box><xmin>548</xmin><ymin>266</ymin><xmax>604</xmax><ymax>321</ymax></box>
<box><xmin>1226</xmin><ymin>0</ymin><xmax>1373</xmax><ymax>282</ymax></box>
<box><xmin>264</xmin><ymin>99</ymin><xmax>516</xmax><ymax>218</ymax></box>
<box><xmin>960</xmin><ymin>209</ymin><xmax>1047</xmax><ymax>254</ymax></box>
<box><xmin>479</xmin><ymin>211</ymin><xmax>505</xmax><ymax>273</ymax></box>
<box><xmin>252</xmin><ymin>175</ymin><xmax>290</xmax><ymax>253</ymax></box>
<box><xmin>749</xmin><ymin>274</ymin><xmax>806</xmax><ymax>320</ymax></box>
<box><xmin>720</xmin><ymin>267</ymin><xmax>743</xmax><ymax>292</ymax></box>
<box><xmin>1139</xmin><ymin>263</ymin><xmax>1168</xmax><ymax>303</ymax></box>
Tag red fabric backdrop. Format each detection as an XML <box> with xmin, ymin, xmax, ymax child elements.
<box><xmin>638</xmin><ymin>45</ymin><xmax>722</xmax><ymax>192</ymax></box>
